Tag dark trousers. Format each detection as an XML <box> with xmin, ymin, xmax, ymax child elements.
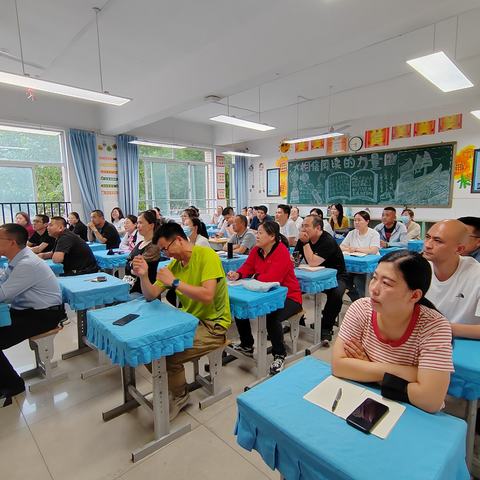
<box><xmin>345</xmin><ymin>273</ymin><xmax>366</xmax><ymax>302</ymax></box>
<box><xmin>321</xmin><ymin>276</ymin><xmax>348</xmax><ymax>331</ymax></box>
<box><xmin>0</xmin><ymin>306</ymin><xmax>66</xmax><ymax>394</ymax></box>
<box><xmin>235</xmin><ymin>298</ymin><xmax>302</xmax><ymax>357</ymax></box>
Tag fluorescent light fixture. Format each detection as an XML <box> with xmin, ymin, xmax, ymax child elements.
<box><xmin>406</xmin><ymin>51</ymin><xmax>473</xmax><ymax>92</ymax></box>
<box><xmin>222</xmin><ymin>151</ymin><xmax>261</xmax><ymax>158</ymax></box>
<box><xmin>0</xmin><ymin>124</ymin><xmax>60</xmax><ymax>136</ymax></box>
<box><xmin>0</xmin><ymin>70</ymin><xmax>130</xmax><ymax>106</ymax></box>
<box><xmin>210</xmin><ymin>115</ymin><xmax>275</xmax><ymax>131</ymax></box>
<box><xmin>129</xmin><ymin>140</ymin><xmax>186</xmax><ymax>149</ymax></box>
<box><xmin>471</xmin><ymin>110</ymin><xmax>480</xmax><ymax>120</ymax></box>
<box><xmin>285</xmin><ymin>132</ymin><xmax>344</xmax><ymax>144</ymax></box>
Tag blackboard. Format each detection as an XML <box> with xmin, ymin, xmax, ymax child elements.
<box><xmin>287</xmin><ymin>142</ymin><xmax>455</xmax><ymax>207</ymax></box>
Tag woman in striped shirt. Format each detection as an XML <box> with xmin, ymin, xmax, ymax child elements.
<box><xmin>332</xmin><ymin>250</ymin><xmax>453</xmax><ymax>413</ymax></box>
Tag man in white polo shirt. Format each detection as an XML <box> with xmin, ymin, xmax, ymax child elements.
<box><xmin>275</xmin><ymin>204</ymin><xmax>298</xmax><ymax>246</ymax></box>
<box><xmin>424</xmin><ymin>219</ymin><xmax>480</xmax><ymax>339</ymax></box>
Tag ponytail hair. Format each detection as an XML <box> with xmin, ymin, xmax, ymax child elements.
<box><xmin>378</xmin><ymin>250</ymin><xmax>438</xmax><ymax>310</ymax></box>
<box><xmin>260</xmin><ymin>220</ymin><xmax>289</xmax><ymax>248</ymax></box>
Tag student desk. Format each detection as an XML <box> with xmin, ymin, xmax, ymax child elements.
<box><xmin>207</xmin><ymin>226</ymin><xmax>219</xmax><ymax>236</ymax></box>
<box><xmin>58</xmin><ymin>273</ymin><xmax>130</xmax><ymax>362</ymax></box>
<box><xmin>0</xmin><ymin>256</ymin><xmax>7</xmax><ymax>269</ymax></box>
<box><xmin>87</xmin><ymin>242</ymin><xmax>107</xmax><ymax>252</ymax></box>
<box><xmin>45</xmin><ymin>259</ymin><xmax>64</xmax><ymax>276</ymax></box>
<box><xmin>448</xmin><ymin>338</ymin><xmax>480</xmax><ymax>473</ymax></box>
<box><xmin>0</xmin><ymin>302</ymin><xmax>11</xmax><ymax>327</ymax></box>
<box><xmin>93</xmin><ymin>250</ymin><xmax>129</xmax><ymax>276</ymax></box>
<box><xmin>226</xmin><ymin>284</ymin><xmax>287</xmax><ymax>379</ymax></box>
<box><xmin>235</xmin><ymin>357</ymin><xmax>470</xmax><ymax>480</ymax></box>
<box><xmin>408</xmin><ymin>240</ymin><xmax>424</xmax><ymax>252</ymax></box>
<box><xmin>218</xmin><ymin>254</ymin><xmax>248</xmax><ymax>273</ymax></box>
<box><xmin>294</xmin><ymin>267</ymin><xmax>338</xmax><ymax>352</ymax></box>
<box><xmin>86</xmin><ymin>299</ymin><xmax>198</xmax><ymax>462</ymax></box>
<box><xmin>343</xmin><ymin>254</ymin><xmax>380</xmax><ymax>296</ymax></box>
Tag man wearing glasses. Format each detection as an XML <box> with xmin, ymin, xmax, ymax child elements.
<box><xmin>458</xmin><ymin>216</ymin><xmax>480</xmax><ymax>262</ymax></box>
<box><xmin>132</xmin><ymin>222</ymin><xmax>231</xmax><ymax>420</ymax></box>
<box><xmin>0</xmin><ymin>224</ymin><xmax>66</xmax><ymax>407</ymax></box>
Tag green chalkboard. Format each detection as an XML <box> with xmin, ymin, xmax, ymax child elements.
<box><xmin>287</xmin><ymin>142</ymin><xmax>455</xmax><ymax>207</ymax></box>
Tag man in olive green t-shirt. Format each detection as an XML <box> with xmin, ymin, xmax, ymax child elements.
<box><xmin>132</xmin><ymin>222</ymin><xmax>231</xmax><ymax>420</ymax></box>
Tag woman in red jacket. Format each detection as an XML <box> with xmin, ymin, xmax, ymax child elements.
<box><xmin>227</xmin><ymin>221</ymin><xmax>302</xmax><ymax>375</ymax></box>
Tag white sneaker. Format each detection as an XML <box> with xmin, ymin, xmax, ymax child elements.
<box><xmin>269</xmin><ymin>355</ymin><xmax>286</xmax><ymax>375</ymax></box>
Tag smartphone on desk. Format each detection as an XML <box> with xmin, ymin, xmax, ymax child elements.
<box><xmin>112</xmin><ymin>313</ymin><xmax>139</xmax><ymax>326</ymax></box>
<box><xmin>346</xmin><ymin>398</ymin><xmax>389</xmax><ymax>434</ymax></box>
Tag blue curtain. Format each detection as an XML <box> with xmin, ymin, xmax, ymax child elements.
<box><xmin>69</xmin><ymin>129</ymin><xmax>101</xmax><ymax>216</ymax></box>
<box><xmin>117</xmin><ymin>134</ymin><xmax>139</xmax><ymax>215</ymax></box>
<box><xmin>235</xmin><ymin>156</ymin><xmax>248</xmax><ymax>214</ymax></box>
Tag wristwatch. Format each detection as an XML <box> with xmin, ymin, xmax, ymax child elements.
<box><xmin>170</xmin><ymin>278</ymin><xmax>180</xmax><ymax>290</ymax></box>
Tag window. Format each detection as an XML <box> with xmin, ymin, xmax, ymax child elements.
<box><xmin>222</xmin><ymin>154</ymin><xmax>236</xmax><ymax>206</ymax></box>
<box><xmin>0</xmin><ymin>125</ymin><xmax>68</xmax><ymax>221</ymax></box>
<box><xmin>139</xmin><ymin>146</ymin><xmax>214</xmax><ymax>216</ymax></box>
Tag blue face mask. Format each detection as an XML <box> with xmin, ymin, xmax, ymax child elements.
<box><xmin>183</xmin><ymin>226</ymin><xmax>192</xmax><ymax>237</ymax></box>
<box><xmin>399</xmin><ymin>216</ymin><xmax>409</xmax><ymax>224</ymax></box>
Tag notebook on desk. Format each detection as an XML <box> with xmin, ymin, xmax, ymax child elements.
<box><xmin>303</xmin><ymin>375</ymin><xmax>405</xmax><ymax>439</ymax></box>
<box><xmin>297</xmin><ymin>265</ymin><xmax>325</xmax><ymax>271</ymax></box>
<box><xmin>343</xmin><ymin>252</ymin><xmax>368</xmax><ymax>257</ymax></box>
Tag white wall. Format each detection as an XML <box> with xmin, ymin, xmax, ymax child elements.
<box><xmin>243</xmin><ymin>101</ymin><xmax>480</xmax><ymax>221</ymax></box>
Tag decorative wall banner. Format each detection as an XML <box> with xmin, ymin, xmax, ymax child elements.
<box><xmin>413</xmin><ymin>120</ymin><xmax>435</xmax><ymax>136</ymax></box>
<box><xmin>258</xmin><ymin>162</ymin><xmax>265</xmax><ymax>194</ymax></box>
<box><xmin>295</xmin><ymin>141</ymin><xmax>309</xmax><ymax>153</ymax></box>
<box><xmin>326</xmin><ymin>136</ymin><xmax>348</xmax><ymax>155</ymax></box>
<box><xmin>364</xmin><ymin>128</ymin><xmax>389</xmax><ymax>148</ymax></box>
<box><xmin>472</xmin><ymin>149</ymin><xmax>480</xmax><ymax>193</ymax></box>
<box><xmin>454</xmin><ymin>145</ymin><xmax>475</xmax><ymax>189</ymax></box>
<box><xmin>438</xmin><ymin>113</ymin><xmax>462</xmax><ymax>132</ymax></box>
<box><xmin>275</xmin><ymin>154</ymin><xmax>289</xmax><ymax>198</ymax></box>
<box><xmin>216</xmin><ymin>155</ymin><xmax>226</xmax><ymax>200</ymax></box>
<box><xmin>267</xmin><ymin>168</ymin><xmax>280</xmax><ymax>196</ymax></box>
<box><xmin>391</xmin><ymin>124</ymin><xmax>412</xmax><ymax>140</ymax></box>
<box><xmin>97</xmin><ymin>139</ymin><xmax>118</xmax><ymax>196</ymax></box>
<box><xmin>310</xmin><ymin>139</ymin><xmax>325</xmax><ymax>150</ymax></box>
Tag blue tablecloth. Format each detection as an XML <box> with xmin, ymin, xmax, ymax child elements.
<box><xmin>408</xmin><ymin>240</ymin><xmax>424</xmax><ymax>252</ymax></box>
<box><xmin>0</xmin><ymin>303</ymin><xmax>11</xmax><ymax>327</ymax></box>
<box><xmin>235</xmin><ymin>357</ymin><xmax>469</xmax><ymax>480</ymax></box>
<box><xmin>379</xmin><ymin>246</ymin><xmax>405</xmax><ymax>256</ymax></box>
<box><xmin>207</xmin><ymin>227</ymin><xmax>218</xmax><ymax>236</ymax></box>
<box><xmin>58</xmin><ymin>273</ymin><xmax>130</xmax><ymax>310</ymax></box>
<box><xmin>0</xmin><ymin>256</ymin><xmax>7</xmax><ymax>269</ymax></box>
<box><xmin>295</xmin><ymin>267</ymin><xmax>338</xmax><ymax>294</ymax></box>
<box><xmin>94</xmin><ymin>250</ymin><xmax>129</xmax><ymax>269</ymax></box>
<box><xmin>45</xmin><ymin>259</ymin><xmax>64</xmax><ymax>276</ymax></box>
<box><xmin>220</xmin><ymin>255</ymin><xmax>247</xmax><ymax>273</ymax></box>
<box><xmin>87</xmin><ymin>242</ymin><xmax>107</xmax><ymax>252</ymax></box>
<box><xmin>343</xmin><ymin>254</ymin><xmax>380</xmax><ymax>274</ymax></box>
<box><xmin>86</xmin><ymin>298</ymin><xmax>198</xmax><ymax>367</ymax></box>
<box><xmin>228</xmin><ymin>284</ymin><xmax>287</xmax><ymax>319</ymax></box>
<box><xmin>449</xmin><ymin>338</ymin><xmax>480</xmax><ymax>400</ymax></box>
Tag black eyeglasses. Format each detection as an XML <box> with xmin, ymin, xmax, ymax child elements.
<box><xmin>160</xmin><ymin>238</ymin><xmax>176</xmax><ymax>256</ymax></box>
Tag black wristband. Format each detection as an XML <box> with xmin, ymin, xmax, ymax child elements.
<box><xmin>381</xmin><ymin>373</ymin><xmax>410</xmax><ymax>404</ymax></box>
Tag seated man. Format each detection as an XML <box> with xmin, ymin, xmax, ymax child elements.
<box><xmin>41</xmin><ymin>217</ymin><xmax>98</xmax><ymax>276</ymax></box>
<box><xmin>27</xmin><ymin>214</ymin><xmax>56</xmax><ymax>254</ymax></box>
<box><xmin>87</xmin><ymin>209</ymin><xmax>120</xmax><ymax>249</ymax></box>
<box><xmin>276</xmin><ymin>204</ymin><xmax>298</xmax><ymax>247</ymax></box>
<box><xmin>132</xmin><ymin>223</ymin><xmax>231</xmax><ymax>419</ymax></box>
<box><xmin>224</xmin><ymin>214</ymin><xmax>256</xmax><ymax>255</ymax></box>
<box><xmin>0</xmin><ymin>224</ymin><xmax>66</xmax><ymax>406</ymax></box>
<box><xmin>424</xmin><ymin>220</ymin><xmax>480</xmax><ymax>339</ymax></box>
<box><xmin>374</xmin><ymin>207</ymin><xmax>408</xmax><ymax>248</ymax></box>
<box><xmin>458</xmin><ymin>216</ymin><xmax>480</xmax><ymax>262</ymax></box>
<box><xmin>293</xmin><ymin>215</ymin><xmax>349</xmax><ymax>341</ymax></box>
<box><xmin>250</xmin><ymin>205</ymin><xmax>273</xmax><ymax>230</ymax></box>
<box><xmin>216</xmin><ymin>207</ymin><xmax>235</xmax><ymax>239</ymax></box>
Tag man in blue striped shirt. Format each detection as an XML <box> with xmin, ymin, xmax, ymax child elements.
<box><xmin>0</xmin><ymin>224</ymin><xmax>66</xmax><ymax>407</ymax></box>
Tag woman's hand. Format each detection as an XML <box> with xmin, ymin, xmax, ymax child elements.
<box><xmin>343</xmin><ymin>339</ymin><xmax>370</xmax><ymax>361</ymax></box>
<box><xmin>227</xmin><ymin>271</ymin><xmax>240</xmax><ymax>281</ymax></box>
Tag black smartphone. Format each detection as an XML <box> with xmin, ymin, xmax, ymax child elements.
<box><xmin>346</xmin><ymin>398</ymin><xmax>389</xmax><ymax>434</ymax></box>
<box><xmin>112</xmin><ymin>313</ymin><xmax>139</xmax><ymax>326</ymax></box>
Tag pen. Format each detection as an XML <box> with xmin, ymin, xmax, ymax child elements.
<box><xmin>332</xmin><ymin>388</ymin><xmax>342</xmax><ymax>412</ymax></box>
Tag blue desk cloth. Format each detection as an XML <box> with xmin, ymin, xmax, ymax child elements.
<box><xmin>0</xmin><ymin>303</ymin><xmax>11</xmax><ymax>327</ymax></box>
<box><xmin>45</xmin><ymin>259</ymin><xmax>64</xmax><ymax>276</ymax></box>
<box><xmin>220</xmin><ymin>255</ymin><xmax>247</xmax><ymax>273</ymax></box>
<box><xmin>449</xmin><ymin>339</ymin><xmax>480</xmax><ymax>401</ymax></box>
<box><xmin>0</xmin><ymin>256</ymin><xmax>7</xmax><ymax>269</ymax></box>
<box><xmin>94</xmin><ymin>250</ymin><xmax>129</xmax><ymax>269</ymax></box>
<box><xmin>295</xmin><ymin>267</ymin><xmax>338</xmax><ymax>294</ymax></box>
<box><xmin>87</xmin><ymin>242</ymin><xmax>107</xmax><ymax>252</ymax></box>
<box><xmin>58</xmin><ymin>273</ymin><xmax>130</xmax><ymax>311</ymax></box>
<box><xmin>207</xmin><ymin>227</ymin><xmax>218</xmax><ymax>236</ymax></box>
<box><xmin>235</xmin><ymin>357</ymin><xmax>469</xmax><ymax>480</ymax></box>
<box><xmin>228</xmin><ymin>285</ymin><xmax>287</xmax><ymax>319</ymax></box>
<box><xmin>408</xmin><ymin>240</ymin><xmax>424</xmax><ymax>252</ymax></box>
<box><xmin>343</xmin><ymin>254</ymin><xmax>380</xmax><ymax>274</ymax></box>
<box><xmin>86</xmin><ymin>298</ymin><xmax>198</xmax><ymax>367</ymax></box>
<box><xmin>379</xmin><ymin>246</ymin><xmax>405</xmax><ymax>256</ymax></box>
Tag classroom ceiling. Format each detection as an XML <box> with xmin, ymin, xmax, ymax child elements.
<box><xmin>1</xmin><ymin>0</ymin><xmax>480</xmax><ymax>143</ymax></box>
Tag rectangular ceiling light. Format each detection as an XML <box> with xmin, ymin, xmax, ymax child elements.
<box><xmin>129</xmin><ymin>140</ymin><xmax>186</xmax><ymax>149</ymax></box>
<box><xmin>285</xmin><ymin>132</ymin><xmax>344</xmax><ymax>144</ymax></box>
<box><xmin>210</xmin><ymin>115</ymin><xmax>275</xmax><ymax>131</ymax></box>
<box><xmin>0</xmin><ymin>70</ymin><xmax>130</xmax><ymax>106</ymax></box>
<box><xmin>406</xmin><ymin>51</ymin><xmax>474</xmax><ymax>92</ymax></box>
<box><xmin>471</xmin><ymin>110</ymin><xmax>480</xmax><ymax>120</ymax></box>
<box><xmin>0</xmin><ymin>146</ymin><xmax>28</xmax><ymax>150</ymax></box>
<box><xmin>0</xmin><ymin>124</ymin><xmax>60</xmax><ymax>135</ymax></box>
<box><xmin>222</xmin><ymin>151</ymin><xmax>260</xmax><ymax>158</ymax></box>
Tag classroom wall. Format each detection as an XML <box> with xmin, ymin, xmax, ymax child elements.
<box><xmin>242</xmin><ymin>101</ymin><xmax>480</xmax><ymax>221</ymax></box>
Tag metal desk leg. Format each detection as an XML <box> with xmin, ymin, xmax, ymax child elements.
<box><xmin>256</xmin><ymin>315</ymin><xmax>268</xmax><ymax>378</ymax></box>
<box><xmin>465</xmin><ymin>398</ymin><xmax>478</xmax><ymax>471</ymax></box>
<box><xmin>303</xmin><ymin>293</ymin><xmax>326</xmax><ymax>355</ymax></box>
<box><xmin>102</xmin><ymin>366</ymin><xmax>139</xmax><ymax>421</ymax></box>
<box><xmin>61</xmin><ymin>310</ymin><xmax>92</xmax><ymax>359</ymax></box>
<box><xmin>81</xmin><ymin>349</ymin><xmax>117</xmax><ymax>379</ymax></box>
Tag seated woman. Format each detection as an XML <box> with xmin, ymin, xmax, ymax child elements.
<box><xmin>227</xmin><ymin>221</ymin><xmax>303</xmax><ymax>375</ymax></box>
<box><xmin>401</xmin><ymin>208</ymin><xmax>421</xmax><ymax>240</ymax></box>
<box><xmin>341</xmin><ymin>211</ymin><xmax>380</xmax><ymax>300</ymax></box>
<box><xmin>111</xmin><ymin>207</ymin><xmax>126</xmax><ymax>236</ymax></box>
<box><xmin>67</xmin><ymin>212</ymin><xmax>88</xmax><ymax>241</ymax></box>
<box><xmin>123</xmin><ymin>210</ymin><xmax>161</xmax><ymax>294</ymax></box>
<box><xmin>332</xmin><ymin>250</ymin><xmax>453</xmax><ymax>413</ymax></box>
<box><xmin>184</xmin><ymin>216</ymin><xmax>211</xmax><ymax>248</ymax></box>
<box><xmin>181</xmin><ymin>208</ymin><xmax>208</xmax><ymax>239</ymax></box>
<box><xmin>329</xmin><ymin>203</ymin><xmax>349</xmax><ymax>232</ymax></box>
<box><xmin>119</xmin><ymin>214</ymin><xmax>142</xmax><ymax>252</ymax></box>
<box><xmin>15</xmin><ymin>212</ymin><xmax>34</xmax><ymax>238</ymax></box>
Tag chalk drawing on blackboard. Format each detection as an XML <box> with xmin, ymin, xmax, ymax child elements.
<box><xmin>289</xmin><ymin>169</ymin><xmax>300</xmax><ymax>203</ymax></box>
<box><xmin>384</xmin><ymin>152</ymin><xmax>397</xmax><ymax>166</ymax></box>
<box><xmin>326</xmin><ymin>169</ymin><xmax>378</xmax><ymax>203</ymax></box>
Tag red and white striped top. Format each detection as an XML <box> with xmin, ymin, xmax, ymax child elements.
<box><xmin>339</xmin><ymin>298</ymin><xmax>454</xmax><ymax>372</ymax></box>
